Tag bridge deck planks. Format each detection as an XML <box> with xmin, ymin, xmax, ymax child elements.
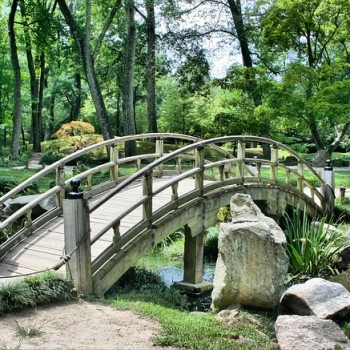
<box><xmin>0</xmin><ymin>177</ymin><xmax>197</xmax><ymax>281</ymax></box>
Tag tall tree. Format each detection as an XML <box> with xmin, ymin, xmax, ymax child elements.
<box><xmin>261</xmin><ymin>0</ymin><xmax>350</xmax><ymax>164</ymax></box>
<box><xmin>19</xmin><ymin>0</ymin><xmax>41</xmax><ymax>152</ymax></box>
<box><xmin>145</xmin><ymin>0</ymin><xmax>158</xmax><ymax>133</ymax></box>
<box><xmin>8</xmin><ymin>0</ymin><xmax>22</xmax><ymax>159</ymax></box>
<box><xmin>123</xmin><ymin>0</ymin><xmax>137</xmax><ymax>156</ymax></box>
<box><xmin>162</xmin><ymin>0</ymin><xmax>270</xmax><ymax>156</ymax></box>
<box><xmin>56</xmin><ymin>0</ymin><xmax>119</xmax><ymax>141</ymax></box>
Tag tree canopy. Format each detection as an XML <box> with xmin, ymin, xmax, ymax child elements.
<box><xmin>1</xmin><ymin>0</ymin><xmax>350</xmax><ymax>162</ymax></box>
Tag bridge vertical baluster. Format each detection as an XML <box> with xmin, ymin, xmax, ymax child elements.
<box><xmin>285</xmin><ymin>170</ymin><xmax>291</xmax><ymax>185</ymax></box>
<box><xmin>171</xmin><ymin>183</ymin><xmax>178</xmax><ymax>209</ymax></box>
<box><xmin>156</xmin><ymin>138</ymin><xmax>164</xmax><ymax>177</ymax></box>
<box><xmin>143</xmin><ymin>171</ymin><xmax>153</xmax><ymax>228</ymax></box>
<box><xmin>195</xmin><ymin>147</ymin><xmax>204</xmax><ymax>195</ymax></box>
<box><xmin>256</xmin><ymin>160</ymin><xmax>262</xmax><ymax>180</ymax></box>
<box><xmin>86</xmin><ymin>174</ymin><xmax>92</xmax><ymax>191</ymax></box>
<box><xmin>218</xmin><ymin>165</ymin><xmax>224</xmax><ymax>181</ymax></box>
<box><xmin>56</xmin><ymin>164</ymin><xmax>65</xmax><ymax>208</ymax></box>
<box><xmin>236</xmin><ymin>140</ymin><xmax>245</xmax><ymax>179</ymax></box>
<box><xmin>297</xmin><ymin>163</ymin><xmax>304</xmax><ymax>191</ymax></box>
<box><xmin>310</xmin><ymin>188</ymin><xmax>315</xmax><ymax>201</ymax></box>
<box><xmin>25</xmin><ymin>209</ymin><xmax>32</xmax><ymax>228</ymax></box>
<box><xmin>113</xmin><ymin>221</ymin><xmax>121</xmax><ymax>244</ymax></box>
<box><xmin>270</xmin><ymin>145</ymin><xmax>278</xmax><ymax>181</ymax></box>
<box><xmin>176</xmin><ymin>156</ymin><xmax>182</xmax><ymax>174</ymax></box>
<box><xmin>171</xmin><ymin>183</ymin><xmax>178</xmax><ymax>201</ymax></box>
<box><xmin>110</xmin><ymin>144</ymin><xmax>119</xmax><ymax>183</ymax></box>
<box><xmin>136</xmin><ymin>158</ymin><xmax>141</xmax><ymax>171</ymax></box>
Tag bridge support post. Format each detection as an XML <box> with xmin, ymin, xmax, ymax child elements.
<box><xmin>63</xmin><ymin>179</ymin><xmax>93</xmax><ymax>295</ymax></box>
<box><xmin>176</xmin><ymin>225</ymin><xmax>212</xmax><ymax>293</ymax></box>
<box><xmin>322</xmin><ymin>160</ymin><xmax>335</xmax><ymax>216</ymax></box>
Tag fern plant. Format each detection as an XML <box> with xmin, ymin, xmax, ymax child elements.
<box><xmin>283</xmin><ymin>210</ymin><xmax>350</xmax><ymax>277</ymax></box>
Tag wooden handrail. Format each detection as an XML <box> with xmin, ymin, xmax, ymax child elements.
<box><xmin>0</xmin><ymin>133</ymin><xmax>327</xmax><ymax>258</ymax></box>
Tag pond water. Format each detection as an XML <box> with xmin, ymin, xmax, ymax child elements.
<box><xmin>138</xmin><ymin>254</ymin><xmax>216</xmax><ymax>286</ymax></box>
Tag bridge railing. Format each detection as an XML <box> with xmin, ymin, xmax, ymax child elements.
<box><xmin>88</xmin><ymin>136</ymin><xmax>328</xmax><ymax>287</ymax></box>
<box><xmin>0</xmin><ymin>133</ymin><xmax>237</xmax><ymax>258</ymax></box>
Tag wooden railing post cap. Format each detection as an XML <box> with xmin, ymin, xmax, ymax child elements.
<box><xmin>324</xmin><ymin>159</ymin><xmax>333</xmax><ymax>171</ymax></box>
<box><xmin>67</xmin><ymin>179</ymin><xmax>84</xmax><ymax>199</ymax></box>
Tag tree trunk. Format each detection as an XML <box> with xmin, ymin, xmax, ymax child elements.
<box><xmin>8</xmin><ymin>0</ymin><xmax>22</xmax><ymax>160</ymax></box>
<box><xmin>116</xmin><ymin>92</ymin><xmax>121</xmax><ymax>135</ymax></box>
<box><xmin>20</xmin><ymin>0</ymin><xmax>41</xmax><ymax>152</ymax></box>
<box><xmin>146</xmin><ymin>0</ymin><xmax>158</xmax><ymax>134</ymax></box>
<box><xmin>38</xmin><ymin>52</ymin><xmax>45</xmax><ymax>142</ymax></box>
<box><xmin>227</xmin><ymin>0</ymin><xmax>269</xmax><ymax>158</ymax></box>
<box><xmin>123</xmin><ymin>0</ymin><xmax>137</xmax><ymax>156</ymax></box>
<box><xmin>57</xmin><ymin>0</ymin><xmax>113</xmax><ymax>141</ymax></box>
<box><xmin>70</xmin><ymin>71</ymin><xmax>81</xmax><ymax>121</ymax></box>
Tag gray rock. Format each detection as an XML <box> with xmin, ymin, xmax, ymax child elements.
<box><xmin>211</xmin><ymin>194</ymin><xmax>289</xmax><ymax>310</ymax></box>
<box><xmin>283</xmin><ymin>155</ymin><xmax>298</xmax><ymax>166</ymax></box>
<box><xmin>4</xmin><ymin>194</ymin><xmax>56</xmax><ymax>218</ymax></box>
<box><xmin>281</xmin><ymin>278</ymin><xmax>350</xmax><ymax>319</ymax></box>
<box><xmin>275</xmin><ymin>315</ymin><xmax>350</xmax><ymax>350</ymax></box>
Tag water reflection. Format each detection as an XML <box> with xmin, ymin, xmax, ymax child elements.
<box><xmin>138</xmin><ymin>254</ymin><xmax>216</xmax><ymax>286</ymax></box>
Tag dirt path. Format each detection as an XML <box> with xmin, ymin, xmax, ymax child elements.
<box><xmin>0</xmin><ymin>300</ymin><xmax>179</xmax><ymax>350</ymax></box>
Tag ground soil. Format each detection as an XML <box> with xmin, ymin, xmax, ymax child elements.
<box><xmin>0</xmin><ymin>300</ymin><xmax>180</xmax><ymax>350</ymax></box>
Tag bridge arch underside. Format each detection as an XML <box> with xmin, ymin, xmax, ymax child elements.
<box><xmin>93</xmin><ymin>183</ymin><xmax>323</xmax><ymax>295</ymax></box>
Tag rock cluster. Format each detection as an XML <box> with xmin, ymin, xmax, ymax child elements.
<box><xmin>211</xmin><ymin>193</ymin><xmax>350</xmax><ymax>349</ymax></box>
<box><xmin>276</xmin><ymin>278</ymin><xmax>350</xmax><ymax>350</ymax></box>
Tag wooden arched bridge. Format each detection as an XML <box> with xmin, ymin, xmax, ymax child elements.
<box><xmin>0</xmin><ymin>134</ymin><xmax>334</xmax><ymax>294</ymax></box>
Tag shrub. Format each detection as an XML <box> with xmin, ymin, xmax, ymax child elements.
<box><xmin>332</xmin><ymin>158</ymin><xmax>350</xmax><ymax>167</ymax></box>
<box><xmin>0</xmin><ymin>271</ymin><xmax>76</xmax><ymax>314</ymax></box>
<box><xmin>40</xmin><ymin>151</ymin><xmax>63</xmax><ymax>165</ymax></box>
<box><xmin>51</xmin><ymin>121</ymin><xmax>95</xmax><ymax>139</ymax></box>
<box><xmin>0</xmin><ymin>177</ymin><xmax>18</xmax><ymax>195</ymax></box>
<box><xmin>204</xmin><ymin>226</ymin><xmax>219</xmax><ymax>261</ymax></box>
<box><xmin>283</xmin><ymin>210</ymin><xmax>350</xmax><ymax>277</ymax></box>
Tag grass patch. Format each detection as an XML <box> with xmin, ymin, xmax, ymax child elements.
<box><xmin>15</xmin><ymin>321</ymin><xmax>43</xmax><ymax>338</ymax></box>
<box><xmin>0</xmin><ymin>168</ymin><xmax>55</xmax><ymax>194</ymax></box>
<box><xmin>0</xmin><ymin>271</ymin><xmax>76</xmax><ymax>315</ymax></box>
<box><xmin>106</xmin><ymin>267</ymin><xmax>277</xmax><ymax>349</ymax></box>
<box><xmin>335</xmin><ymin>171</ymin><xmax>350</xmax><ymax>188</ymax></box>
<box><xmin>110</xmin><ymin>298</ymin><xmax>277</xmax><ymax>349</ymax></box>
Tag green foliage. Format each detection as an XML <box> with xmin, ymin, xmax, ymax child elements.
<box><xmin>0</xmin><ymin>271</ymin><xmax>76</xmax><ymax>315</ymax></box>
<box><xmin>154</xmin><ymin>230</ymin><xmax>185</xmax><ymax>260</ymax></box>
<box><xmin>106</xmin><ymin>267</ymin><xmax>189</xmax><ymax>310</ymax></box>
<box><xmin>0</xmin><ymin>177</ymin><xmax>18</xmax><ymax>195</ymax></box>
<box><xmin>0</xmin><ymin>282</ymin><xmax>35</xmax><ymax>313</ymax></box>
<box><xmin>335</xmin><ymin>171</ymin><xmax>350</xmax><ymax>188</ymax></box>
<box><xmin>283</xmin><ymin>211</ymin><xmax>350</xmax><ymax>277</ymax></box>
<box><xmin>40</xmin><ymin>151</ymin><xmax>63</xmax><ymax>165</ymax></box>
<box><xmin>260</xmin><ymin>0</ymin><xmax>350</xmax><ymax>155</ymax></box>
<box><xmin>341</xmin><ymin>322</ymin><xmax>350</xmax><ymax>339</ymax></box>
<box><xmin>217</xmin><ymin>206</ymin><xmax>231</xmax><ymax>222</ymax></box>
<box><xmin>15</xmin><ymin>321</ymin><xmax>43</xmax><ymax>338</ymax></box>
<box><xmin>204</xmin><ymin>226</ymin><xmax>219</xmax><ymax>261</ymax></box>
<box><xmin>334</xmin><ymin>197</ymin><xmax>350</xmax><ymax>223</ymax></box>
<box><xmin>51</xmin><ymin>121</ymin><xmax>95</xmax><ymax>139</ymax></box>
<box><xmin>176</xmin><ymin>49</ymin><xmax>210</xmax><ymax>95</ymax></box>
<box><xmin>0</xmin><ymin>176</ymin><xmax>39</xmax><ymax>197</ymax></box>
<box><xmin>111</xmin><ymin>297</ymin><xmax>277</xmax><ymax>350</ymax></box>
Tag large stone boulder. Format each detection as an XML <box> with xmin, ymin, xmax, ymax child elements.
<box><xmin>211</xmin><ymin>193</ymin><xmax>289</xmax><ymax>310</ymax></box>
<box><xmin>280</xmin><ymin>278</ymin><xmax>350</xmax><ymax>319</ymax></box>
<box><xmin>275</xmin><ymin>315</ymin><xmax>350</xmax><ymax>350</ymax></box>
